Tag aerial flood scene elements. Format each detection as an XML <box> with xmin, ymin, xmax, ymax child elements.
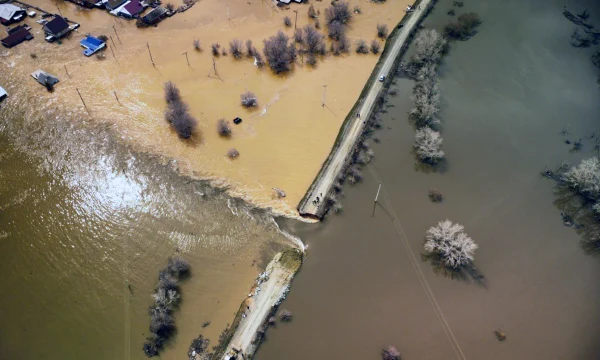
<box><xmin>1</xmin><ymin>0</ymin><xmax>600</xmax><ymax>358</ymax></box>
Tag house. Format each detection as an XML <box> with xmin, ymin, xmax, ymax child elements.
<box><xmin>118</xmin><ymin>0</ymin><xmax>144</xmax><ymax>17</ymax></box>
<box><xmin>31</xmin><ymin>70</ymin><xmax>59</xmax><ymax>89</ymax></box>
<box><xmin>0</xmin><ymin>4</ymin><xmax>26</xmax><ymax>25</ymax></box>
<box><xmin>80</xmin><ymin>35</ymin><xmax>105</xmax><ymax>56</ymax></box>
<box><xmin>1</xmin><ymin>26</ymin><xmax>33</xmax><ymax>48</ymax></box>
<box><xmin>106</xmin><ymin>0</ymin><xmax>127</xmax><ymax>10</ymax></box>
<box><xmin>0</xmin><ymin>86</ymin><xmax>7</xmax><ymax>101</ymax></box>
<box><xmin>43</xmin><ymin>16</ymin><xmax>71</xmax><ymax>39</ymax></box>
<box><xmin>141</xmin><ymin>6</ymin><xmax>166</xmax><ymax>25</ymax></box>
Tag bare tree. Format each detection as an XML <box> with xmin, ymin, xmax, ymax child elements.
<box><xmin>229</xmin><ymin>39</ymin><xmax>244</xmax><ymax>59</ymax></box>
<box><xmin>263</xmin><ymin>31</ymin><xmax>296</xmax><ymax>73</ymax></box>
<box><xmin>217</xmin><ymin>118</ymin><xmax>232</xmax><ymax>137</ymax></box>
<box><xmin>413</xmin><ymin>29</ymin><xmax>447</xmax><ymax>65</ymax></box>
<box><xmin>304</xmin><ymin>25</ymin><xmax>325</xmax><ymax>54</ymax></box>
<box><xmin>283</xmin><ymin>16</ymin><xmax>292</xmax><ymax>27</ymax></box>
<box><xmin>370</xmin><ymin>39</ymin><xmax>381</xmax><ymax>54</ymax></box>
<box><xmin>193</xmin><ymin>39</ymin><xmax>201</xmax><ymax>51</ymax></box>
<box><xmin>356</xmin><ymin>39</ymin><xmax>369</xmax><ymax>54</ymax></box>
<box><xmin>241</xmin><ymin>91</ymin><xmax>258</xmax><ymax>108</ymax></box>
<box><xmin>415</xmin><ymin>127</ymin><xmax>444</xmax><ymax>163</ymax></box>
<box><xmin>211</xmin><ymin>43</ymin><xmax>220</xmax><ymax>56</ymax></box>
<box><xmin>381</xmin><ymin>346</ymin><xmax>401</xmax><ymax>360</ymax></box>
<box><xmin>424</xmin><ymin>220</ymin><xmax>478</xmax><ymax>268</ymax></box>
<box><xmin>377</xmin><ymin>23</ymin><xmax>388</xmax><ymax>39</ymax></box>
<box><xmin>163</xmin><ymin>82</ymin><xmax>197</xmax><ymax>139</ymax></box>
<box><xmin>410</xmin><ymin>63</ymin><xmax>441</xmax><ymax>127</ymax></box>
<box><xmin>308</xmin><ymin>4</ymin><xmax>317</xmax><ymax>19</ymax></box>
<box><xmin>564</xmin><ymin>157</ymin><xmax>600</xmax><ymax>201</ymax></box>
<box><xmin>164</xmin><ymin>81</ymin><xmax>181</xmax><ymax>104</ymax></box>
<box><xmin>325</xmin><ymin>1</ymin><xmax>351</xmax><ymax>25</ymax></box>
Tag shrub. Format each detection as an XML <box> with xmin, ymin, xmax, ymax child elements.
<box><xmin>167</xmin><ymin>255</ymin><xmax>190</xmax><ymax>277</ymax></box>
<box><xmin>193</xmin><ymin>39</ymin><xmax>201</xmax><ymax>51</ymax></box>
<box><xmin>211</xmin><ymin>43</ymin><xmax>220</xmax><ymax>56</ymax></box>
<box><xmin>353</xmin><ymin>5</ymin><xmax>361</xmax><ymax>14</ymax></box>
<box><xmin>165</xmin><ymin>2</ymin><xmax>174</xmax><ymax>11</ymax></box>
<box><xmin>414</xmin><ymin>127</ymin><xmax>444</xmax><ymax>163</ymax></box>
<box><xmin>217</xmin><ymin>119</ymin><xmax>232</xmax><ymax>136</ymax></box>
<box><xmin>98</xmin><ymin>34</ymin><xmax>108</xmax><ymax>42</ymax></box>
<box><xmin>254</xmin><ymin>52</ymin><xmax>265</xmax><ymax>67</ymax></box>
<box><xmin>279</xmin><ymin>309</ymin><xmax>293</xmax><ymax>321</ymax></box>
<box><xmin>143</xmin><ymin>336</ymin><xmax>163</xmax><ymax>357</ymax></box>
<box><xmin>222</xmin><ymin>48</ymin><xmax>227</xmax><ymax>56</ymax></box>
<box><xmin>229</xmin><ymin>39</ymin><xmax>244</xmax><ymax>58</ymax></box>
<box><xmin>356</xmin><ymin>39</ymin><xmax>369</xmax><ymax>54</ymax></box>
<box><xmin>246</xmin><ymin>39</ymin><xmax>254</xmax><ymax>56</ymax></box>
<box><xmin>443</xmin><ymin>12</ymin><xmax>482</xmax><ymax>40</ymax></box>
<box><xmin>308</xmin><ymin>4</ymin><xmax>317</xmax><ymax>18</ymax></box>
<box><xmin>158</xmin><ymin>270</ymin><xmax>178</xmax><ymax>291</ymax></box>
<box><xmin>304</xmin><ymin>25</ymin><xmax>325</xmax><ymax>54</ymax></box>
<box><xmin>428</xmin><ymin>189</ymin><xmax>443</xmax><ymax>202</ymax></box>
<box><xmin>263</xmin><ymin>31</ymin><xmax>296</xmax><ymax>73</ymax></box>
<box><xmin>315</xmin><ymin>18</ymin><xmax>321</xmax><ymax>29</ymax></box>
<box><xmin>370</xmin><ymin>40</ymin><xmax>381</xmax><ymax>54</ymax></box>
<box><xmin>188</xmin><ymin>335</ymin><xmax>210</xmax><ymax>359</ymax></box>
<box><xmin>325</xmin><ymin>1</ymin><xmax>351</xmax><ymax>25</ymax></box>
<box><xmin>96</xmin><ymin>52</ymin><xmax>106</xmax><ymax>60</ymax></box>
<box><xmin>381</xmin><ymin>346</ymin><xmax>401</xmax><ymax>360</ymax></box>
<box><xmin>338</xmin><ymin>34</ymin><xmax>350</xmax><ymax>53</ymax></box>
<box><xmin>283</xmin><ymin>16</ymin><xmax>292</xmax><ymax>27</ymax></box>
<box><xmin>227</xmin><ymin>148</ymin><xmax>239</xmax><ymax>158</ymax></box>
<box><xmin>164</xmin><ymin>81</ymin><xmax>181</xmax><ymax>105</ymax></box>
<box><xmin>241</xmin><ymin>91</ymin><xmax>258</xmax><ymax>108</ymax></box>
<box><xmin>306</xmin><ymin>52</ymin><xmax>317</xmax><ymax>66</ymax></box>
<box><xmin>377</xmin><ymin>23</ymin><xmax>388</xmax><ymax>39</ymax></box>
<box><xmin>328</xmin><ymin>20</ymin><xmax>346</xmax><ymax>40</ymax></box>
<box><xmin>424</xmin><ymin>220</ymin><xmax>478</xmax><ymax>268</ymax></box>
<box><xmin>30</xmin><ymin>53</ymin><xmax>37</xmax><ymax>59</ymax></box>
<box><xmin>294</xmin><ymin>28</ymin><xmax>304</xmax><ymax>43</ymax></box>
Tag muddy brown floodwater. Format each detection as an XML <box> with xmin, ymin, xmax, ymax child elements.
<box><xmin>257</xmin><ymin>0</ymin><xmax>600</xmax><ymax>359</ymax></box>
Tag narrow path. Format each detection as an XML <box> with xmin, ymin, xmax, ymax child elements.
<box><xmin>298</xmin><ymin>0</ymin><xmax>432</xmax><ymax>219</ymax></box>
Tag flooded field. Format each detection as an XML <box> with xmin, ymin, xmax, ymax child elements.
<box><xmin>257</xmin><ymin>0</ymin><xmax>600</xmax><ymax>359</ymax></box>
<box><xmin>0</xmin><ymin>0</ymin><xmax>412</xmax><ymax>214</ymax></box>
<box><xmin>0</xmin><ymin>110</ymin><xmax>296</xmax><ymax>360</ymax></box>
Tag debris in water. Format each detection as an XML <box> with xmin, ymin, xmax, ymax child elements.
<box><xmin>494</xmin><ymin>330</ymin><xmax>506</xmax><ymax>341</ymax></box>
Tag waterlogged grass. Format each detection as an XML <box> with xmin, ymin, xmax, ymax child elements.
<box><xmin>279</xmin><ymin>248</ymin><xmax>304</xmax><ymax>273</ymax></box>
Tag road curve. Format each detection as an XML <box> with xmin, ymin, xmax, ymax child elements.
<box><xmin>298</xmin><ymin>0</ymin><xmax>432</xmax><ymax>219</ymax></box>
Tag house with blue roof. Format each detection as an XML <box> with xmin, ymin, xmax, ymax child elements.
<box><xmin>80</xmin><ymin>36</ymin><xmax>106</xmax><ymax>56</ymax></box>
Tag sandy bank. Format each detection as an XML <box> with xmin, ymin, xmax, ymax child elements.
<box><xmin>298</xmin><ymin>0</ymin><xmax>434</xmax><ymax>219</ymax></box>
<box><xmin>0</xmin><ymin>0</ymin><xmax>412</xmax><ymax>218</ymax></box>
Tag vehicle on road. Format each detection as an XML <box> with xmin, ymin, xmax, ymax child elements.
<box><xmin>378</xmin><ymin>74</ymin><xmax>386</xmax><ymax>82</ymax></box>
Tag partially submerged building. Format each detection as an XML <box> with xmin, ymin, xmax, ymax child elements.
<box><xmin>0</xmin><ymin>86</ymin><xmax>7</xmax><ymax>101</ymax></box>
<box><xmin>1</xmin><ymin>25</ymin><xmax>33</xmax><ymax>48</ymax></box>
<box><xmin>118</xmin><ymin>0</ymin><xmax>144</xmax><ymax>17</ymax></box>
<box><xmin>31</xmin><ymin>70</ymin><xmax>59</xmax><ymax>89</ymax></box>
<box><xmin>80</xmin><ymin>35</ymin><xmax>105</xmax><ymax>56</ymax></box>
<box><xmin>0</xmin><ymin>4</ymin><xmax>25</xmax><ymax>25</ymax></box>
<box><xmin>105</xmin><ymin>0</ymin><xmax>127</xmax><ymax>11</ymax></box>
<box><xmin>141</xmin><ymin>6</ymin><xmax>166</xmax><ymax>25</ymax></box>
<box><xmin>43</xmin><ymin>16</ymin><xmax>71</xmax><ymax>42</ymax></box>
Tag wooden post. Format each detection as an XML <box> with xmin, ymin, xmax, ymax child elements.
<box><xmin>110</xmin><ymin>35</ymin><xmax>116</xmax><ymax>48</ymax></box>
<box><xmin>114</xmin><ymin>91</ymin><xmax>120</xmax><ymax>103</ymax></box>
<box><xmin>182</xmin><ymin>51</ymin><xmax>190</xmax><ymax>66</ymax></box>
<box><xmin>76</xmin><ymin>88</ymin><xmax>89</xmax><ymax>113</ymax></box>
<box><xmin>322</xmin><ymin>84</ymin><xmax>327</xmax><ymax>107</ymax></box>
<box><xmin>64</xmin><ymin>64</ymin><xmax>70</xmax><ymax>78</ymax></box>
<box><xmin>113</xmin><ymin>25</ymin><xmax>122</xmax><ymax>44</ymax></box>
<box><xmin>109</xmin><ymin>44</ymin><xmax>116</xmax><ymax>58</ymax></box>
<box><xmin>147</xmin><ymin>42</ymin><xmax>155</xmax><ymax>66</ymax></box>
<box><xmin>293</xmin><ymin>10</ymin><xmax>298</xmax><ymax>30</ymax></box>
<box><xmin>55</xmin><ymin>2</ymin><xmax>63</xmax><ymax>16</ymax></box>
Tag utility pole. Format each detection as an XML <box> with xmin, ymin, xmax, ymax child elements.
<box><xmin>64</xmin><ymin>65</ymin><xmax>70</xmax><ymax>78</ymax></box>
<box><xmin>372</xmin><ymin>183</ymin><xmax>382</xmax><ymax>217</ymax></box>
<box><xmin>113</xmin><ymin>25</ymin><xmax>122</xmax><ymax>44</ymax></box>
<box><xmin>147</xmin><ymin>42</ymin><xmax>155</xmax><ymax>66</ymax></box>
<box><xmin>76</xmin><ymin>88</ymin><xmax>89</xmax><ymax>113</ymax></box>
<box><xmin>182</xmin><ymin>51</ymin><xmax>190</xmax><ymax>66</ymax></box>
<box><xmin>109</xmin><ymin>44</ymin><xmax>118</xmax><ymax>61</ymax></box>
<box><xmin>207</xmin><ymin>57</ymin><xmax>220</xmax><ymax>78</ymax></box>
<box><xmin>114</xmin><ymin>91</ymin><xmax>120</xmax><ymax>104</ymax></box>
<box><xmin>322</xmin><ymin>84</ymin><xmax>327</xmax><ymax>107</ymax></box>
<box><xmin>110</xmin><ymin>35</ymin><xmax>117</xmax><ymax>48</ymax></box>
<box><xmin>55</xmin><ymin>2</ymin><xmax>62</xmax><ymax>16</ymax></box>
<box><xmin>293</xmin><ymin>9</ymin><xmax>298</xmax><ymax>30</ymax></box>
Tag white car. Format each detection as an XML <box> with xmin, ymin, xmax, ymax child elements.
<box><xmin>378</xmin><ymin>74</ymin><xmax>386</xmax><ymax>82</ymax></box>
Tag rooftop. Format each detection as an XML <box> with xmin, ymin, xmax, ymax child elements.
<box><xmin>44</xmin><ymin>16</ymin><xmax>69</xmax><ymax>36</ymax></box>
<box><xmin>1</xmin><ymin>27</ymin><xmax>33</xmax><ymax>48</ymax></box>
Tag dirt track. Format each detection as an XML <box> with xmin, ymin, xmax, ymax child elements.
<box><xmin>298</xmin><ymin>0</ymin><xmax>433</xmax><ymax>218</ymax></box>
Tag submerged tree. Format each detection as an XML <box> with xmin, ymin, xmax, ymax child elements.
<box><xmin>325</xmin><ymin>1</ymin><xmax>351</xmax><ymax>25</ymax></box>
<box><xmin>355</xmin><ymin>39</ymin><xmax>369</xmax><ymax>54</ymax></box>
<box><xmin>563</xmin><ymin>157</ymin><xmax>600</xmax><ymax>201</ymax></box>
<box><xmin>163</xmin><ymin>82</ymin><xmax>197</xmax><ymax>139</ymax></box>
<box><xmin>443</xmin><ymin>12</ymin><xmax>482</xmax><ymax>40</ymax></box>
<box><xmin>230</xmin><ymin>39</ymin><xmax>244</xmax><ymax>59</ymax></box>
<box><xmin>263</xmin><ymin>31</ymin><xmax>296</xmax><ymax>73</ymax></box>
<box><xmin>424</xmin><ymin>220</ymin><xmax>478</xmax><ymax>269</ymax></box>
<box><xmin>414</xmin><ymin>127</ymin><xmax>444</xmax><ymax>163</ymax></box>
<box><xmin>412</xmin><ymin>29</ymin><xmax>447</xmax><ymax>65</ymax></box>
<box><xmin>241</xmin><ymin>91</ymin><xmax>258</xmax><ymax>108</ymax></box>
<box><xmin>217</xmin><ymin>118</ymin><xmax>232</xmax><ymax>137</ymax></box>
<box><xmin>381</xmin><ymin>346</ymin><xmax>401</xmax><ymax>360</ymax></box>
<box><xmin>370</xmin><ymin>40</ymin><xmax>381</xmax><ymax>54</ymax></box>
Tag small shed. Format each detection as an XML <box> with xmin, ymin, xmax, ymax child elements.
<box><xmin>43</xmin><ymin>16</ymin><xmax>70</xmax><ymax>38</ymax></box>
<box><xmin>0</xmin><ymin>86</ymin><xmax>7</xmax><ymax>101</ymax></box>
<box><xmin>80</xmin><ymin>36</ymin><xmax>106</xmax><ymax>56</ymax></box>
<box><xmin>142</xmin><ymin>6</ymin><xmax>166</xmax><ymax>25</ymax></box>
<box><xmin>31</xmin><ymin>70</ymin><xmax>59</xmax><ymax>89</ymax></box>
<box><xmin>1</xmin><ymin>27</ymin><xmax>33</xmax><ymax>48</ymax></box>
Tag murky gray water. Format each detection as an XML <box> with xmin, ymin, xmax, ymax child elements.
<box><xmin>0</xmin><ymin>112</ymin><xmax>292</xmax><ymax>359</ymax></box>
<box><xmin>258</xmin><ymin>0</ymin><xmax>600</xmax><ymax>359</ymax></box>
